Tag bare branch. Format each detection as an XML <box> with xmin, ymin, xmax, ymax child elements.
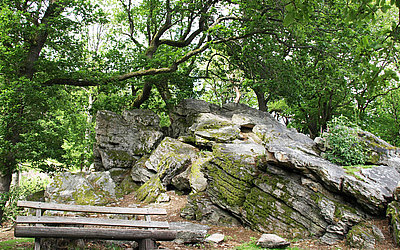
<box><xmin>119</xmin><ymin>0</ymin><xmax>142</xmax><ymax>46</ymax></box>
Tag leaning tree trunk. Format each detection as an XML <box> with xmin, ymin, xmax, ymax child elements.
<box><xmin>0</xmin><ymin>168</ymin><xmax>12</xmax><ymax>223</ymax></box>
<box><xmin>0</xmin><ymin>0</ymin><xmax>66</xmax><ymax>223</ymax></box>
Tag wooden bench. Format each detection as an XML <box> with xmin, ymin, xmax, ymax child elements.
<box><xmin>14</xmin><ymin>201</ymin><xmax>177</xmax><ymax>250</ymax></box>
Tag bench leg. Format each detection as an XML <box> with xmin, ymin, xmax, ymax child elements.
<box><xmin>34</xmin><ymin>238</ymin><xmax>40</xmax><ymax>250</ymax></box>
<box><xmin>138</xmin><ymin>239</ymin><xmax>156</xmax><ymax>250</ymax></box>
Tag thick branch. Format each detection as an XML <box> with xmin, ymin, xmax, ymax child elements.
<box><xmin>116</xmin><ymin>66</ymin><xmax>177</xmax><ymax>81</ymax></box>
<box><xmin>22</xmin><ymin>2</ymin><xmax>66</xmax><ymax>79</ymax></box>
<box><xmin>146</xmin><ymin>0</ymin><xmax>172</xmax><ymax>57</ymax></box>
<box><xmin>45</xmin><ymin>14</ymin><xmax>289</xmax><ymax>87</ymax></box>
<box><xmin>159</xmin><ymin>28</ymin><xmax>203</xmax><ymax>47</ymax></box>
<box><xmin>43</xmin><ymin>67</ymin><xmax>178</xmax><ymax>86</ymax></box>
<box><xmin>132</xmin><ymin>82</ymin><xmax>152</xmax><ymax>108</ymax></box>
<box><xmin>158</xmin><ymin>2</ymin><xmax>210</xmax><ymax>48</ymax></box>
<box><xmin>44</xmin><ymin>42</ymin><xmax>208</xmax><ymax>86</ymax></box>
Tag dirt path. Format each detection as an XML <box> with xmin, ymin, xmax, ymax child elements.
<box><xmin>1</xmin><ymin>191</ymin><xmax>400</xmax><ymax>249</ymax></box>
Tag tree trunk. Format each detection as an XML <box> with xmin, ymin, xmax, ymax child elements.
<box><xmin>254</xmin><ymin>88</ymin><xmax>268</xmax><ymax>112</ymax></box>
<box><xmin>155</xmin><ymin>80</ymin><xmax>173</xmax><ymax>112</ymax></box>
<box><xmin>307</xmin><ymin>121</ymin><xmax>318</xmax><ymax>140</ymax></box>
<box><xmin>0</xmin><ymin>169</ymin><xmax>12</xmax><ymax>223</ymax></box>
<box><xmin>0</xmin><ymin>0</ymin><xmax>66</xmax><ymax>223</ymax></box>
<box><xmin>132</xmin><ymin>82</ymin><xmax>153</xmax><ymax>108</ymax></box>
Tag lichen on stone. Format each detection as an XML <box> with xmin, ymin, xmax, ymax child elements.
<box><xmin>136</xmin><ymin>176</ymin><xmax>166</xmax><ymax>203</ymax></box>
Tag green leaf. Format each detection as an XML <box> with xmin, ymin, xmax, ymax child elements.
<box><xmin>283</xmin><ymin>13</ymin><xmax>295</xmax><ymax>26</ymax></box>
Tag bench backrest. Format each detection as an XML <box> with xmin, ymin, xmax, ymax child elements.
<box><xmin>17</xmin><ymin>201</ymin><xmax>167</xmax><ymax>215</ymax></box>
<box><xmin>15</xmin><ymin>201</ymin><xmax>176</xmax><ymax>248</ymax></box>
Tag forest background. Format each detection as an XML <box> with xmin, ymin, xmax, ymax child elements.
<box><xmin>1</xmin><ymin>0</ymin><xmax>400</xmax><ymax>221</ymax></box>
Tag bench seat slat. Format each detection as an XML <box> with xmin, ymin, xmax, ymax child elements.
<box><xmin>17</xmin><ymin>201</ymin><xmax>167</xmax><ymax>215</ymax></box>
<box><xmin>16</xmin><ymin>216</ymin><xmax>169</xmax><ymax>229</ymax></box>
<box><xmin>15</xmin><ymin>226</ymin><xmax>177</xmax><ymax>241</ymax></box>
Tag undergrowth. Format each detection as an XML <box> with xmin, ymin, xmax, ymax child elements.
<box><xmin>322</xmin><ymin>116</ymin><xmax>366</xmax><ymax>166</ymax></box>
<box><xmin>1</xmin><ymin>173</ymin><xmax>49</xmax><ymax>223</ymax></box>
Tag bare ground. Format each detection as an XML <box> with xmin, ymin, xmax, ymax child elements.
<box><xmin>1</xmin><ymin>191</ymin><xmax>400</xmax><ymax>249</ymax></box>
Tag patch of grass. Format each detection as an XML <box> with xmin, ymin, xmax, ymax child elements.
<box><xmin>0</xmin><ymin>238</ymin><xmax>34</xmax><ymax>249</ymax></box>
<box><xmin>235</xmin><ymin>237</ymin><xmax>302</xmax><ymax>250</ymax></box>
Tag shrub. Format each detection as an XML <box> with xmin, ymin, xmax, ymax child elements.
<box><xmin>322</xmin><ymin>116</ymin><xmax>366</xmax><ymax>166</ymax></box>
<box><xmin>1</xmin><ymin>174</ymin><xmax>49</xmax><ymax>223</ymax></box>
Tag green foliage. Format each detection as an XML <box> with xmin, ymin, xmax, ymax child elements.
<box><xmin>0</xmin><ymin>0</ymin><xmax>102</xmax><ymax>199</ymax></box>
<box><xmin>0</xmin><ymin>238</ymin><xmax>34</xmax><ymax>250</ymax></box>
<box><xmin>323</xmin><ymin>116</ymin><xmax>367</xmax><ymax>166</ymax></box>
<box><xmin>235</xmin><ymin>237</ymin><xmax>261</xmax><ymax>250</ymax></box>
<box><xmin>362</xmin><ymin>89</ymin><xmax>400</xmax><ymax>147</ymax></box>
<box><xmin>1</xmin><ymin>173</ymin><xmax>49</xmax><ymax>223</ymax></box>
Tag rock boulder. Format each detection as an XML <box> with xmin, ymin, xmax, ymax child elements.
<box><xmin>46</xmin><ymin>172</ymin><xmax>116</xmax><ymax>205</ymax></box>
<box><xmin>94</xmin><ymin>110</ymin><xmax>163</xmax><ymax>172</ymax></box>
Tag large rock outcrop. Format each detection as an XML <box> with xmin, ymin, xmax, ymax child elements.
<box><xmin>94</xmin><ymin>99</ymin><xmax>400</xmax><ymax>245</ymax></box>
<box><xmin>94</xmin><ymin>110</ymin><xmax>163</xmax><ymax>170</ymax></box>
<box><xmin>170</xmin><ymin>99</ymin><xmax>400</xmax><ymax>243</ymax></box>
<box><xmin>94</xmin><ymin>110</ymin><xmax>164</xmax><ymax>183</ymax></box>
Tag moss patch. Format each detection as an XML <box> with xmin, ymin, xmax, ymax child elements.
<box><xmin>342</xmin><ymin>164</ymin><xmax>378</xmax><ymax>181</ymax></box>
<box><xmin>136</xmin><ymin>176</ymin><xmax>166</xmax><ymax>203</ymax></box>
<box><xmin>196</xmin><ymin>120</ymin><xmax>233</xmax><ymax>131</ymax></box>
<box><xmin>49</xmin><ymin>172</ymin><xmax>116</xmax><ymax>206</ymax></box>
<box><xmin>346</xmin><ymin>222</ymin><xmax>384</xmax><ymax>248</ymax></box>
<box><xmin>242</xmin><ymin>186</ymin><xmax>308</xmax><ymax>238</ymax></box>
<box><xmin>211</xmin><ymin>144</ymin><xmax>260</xmax><ymax>182</ymax></box>
<box><xmin>106</xmin><ymin>150</ymin><xmax>135</xmax><ymax>161</ymax></box>
<box><xmin>207</xmin><ymin>162</ymin><xmax>251</xmax><ymax>208</ymax></box>
<box><xmin>116</xmin><ymin>176</ymin><xmax>139</xmax><ymax>198</ymax></box>
<box><xmin>387</xmin><ymin>201</ymin><xmax>400</xmax><ymax>246</ymax></box>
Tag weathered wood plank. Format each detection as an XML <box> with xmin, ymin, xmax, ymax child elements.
<box><xmin>14</xmin><ymin>226</ymin><xmax>177</xmax><ymax>241</ymax></box>
<box><xmin>139</xmin><ymin>239</ymin><xmax>156</xmax><ymax>250</ymax></box>
<box><xmin>17</xmin><ymin>201</ymin><xmax>167</xmax><ymax>215</ymax></box>
<box><xmin>35</xmin><ymin>207</ymin><xmax>42</xmax><ymax>250</ymax></box>
<box><xmin>16</xmin><ymin>216</ymin><xmax>169</xmax><ymax>229</ymax></box>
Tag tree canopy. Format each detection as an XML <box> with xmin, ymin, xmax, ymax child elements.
<box><xmin>1</xmin><ymin>0</ymin><xmax>400</xmax><ymax>221</ymax></box>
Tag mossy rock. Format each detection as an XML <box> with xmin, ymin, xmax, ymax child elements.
<box><xmin>136</xmin><ymin>176</ymin><xmax>166</xmax><ymax>203</ymax></box>
<box><xmin>190</xmin><ymin>113</ymin><xmax>241</xmax><ymax>145</ymax></box>
<box><xmin>242</xmin><ymin>186</ymin><xmax>308</xmax><ymax>238</ymax></box>
<box><xmin>115</xmin><ymin>175</ymin><xmax>139</xmax><ymax>198</ymax></box>
<box><xmin>189</xmin><ymin>154</ymin><xmax>211</xmax><ymax>193</ymax></box>
<box><xmin>107</xmin><ymin>150</ymin><xmax>136</xmax><ymax>162</ymax></box>
<box><xmin>26</xmin><ymin>190</ymin><xmax>45</xmax><ymax>202</ymax></box>
<box><xmin>387</xmin><ymin>201</ymin><xmax>400</xmax><ymax>246</ymax></box>
<box><xmin>207</xmin><ymin>161</ymin><xmax>252</xmax><ymax>209</ymax></box>
<box><xmin>46</xmin><ymin>172</ymin><xmax>117</xmax><ymax>206</ymax></box>
<box><xmin>211</xmin><ymin>143</ymin><xmax>264</xmax><ymax>182</ymax></box>
<box><xmin>181</xmin><ymin>192</ymin><xmax>241</xmax><ymax>226</ymax></box>
<box><xmin>346</xmin><ymin>222</ymin><xmax>384</xmax><ymax>249</ymax></box>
